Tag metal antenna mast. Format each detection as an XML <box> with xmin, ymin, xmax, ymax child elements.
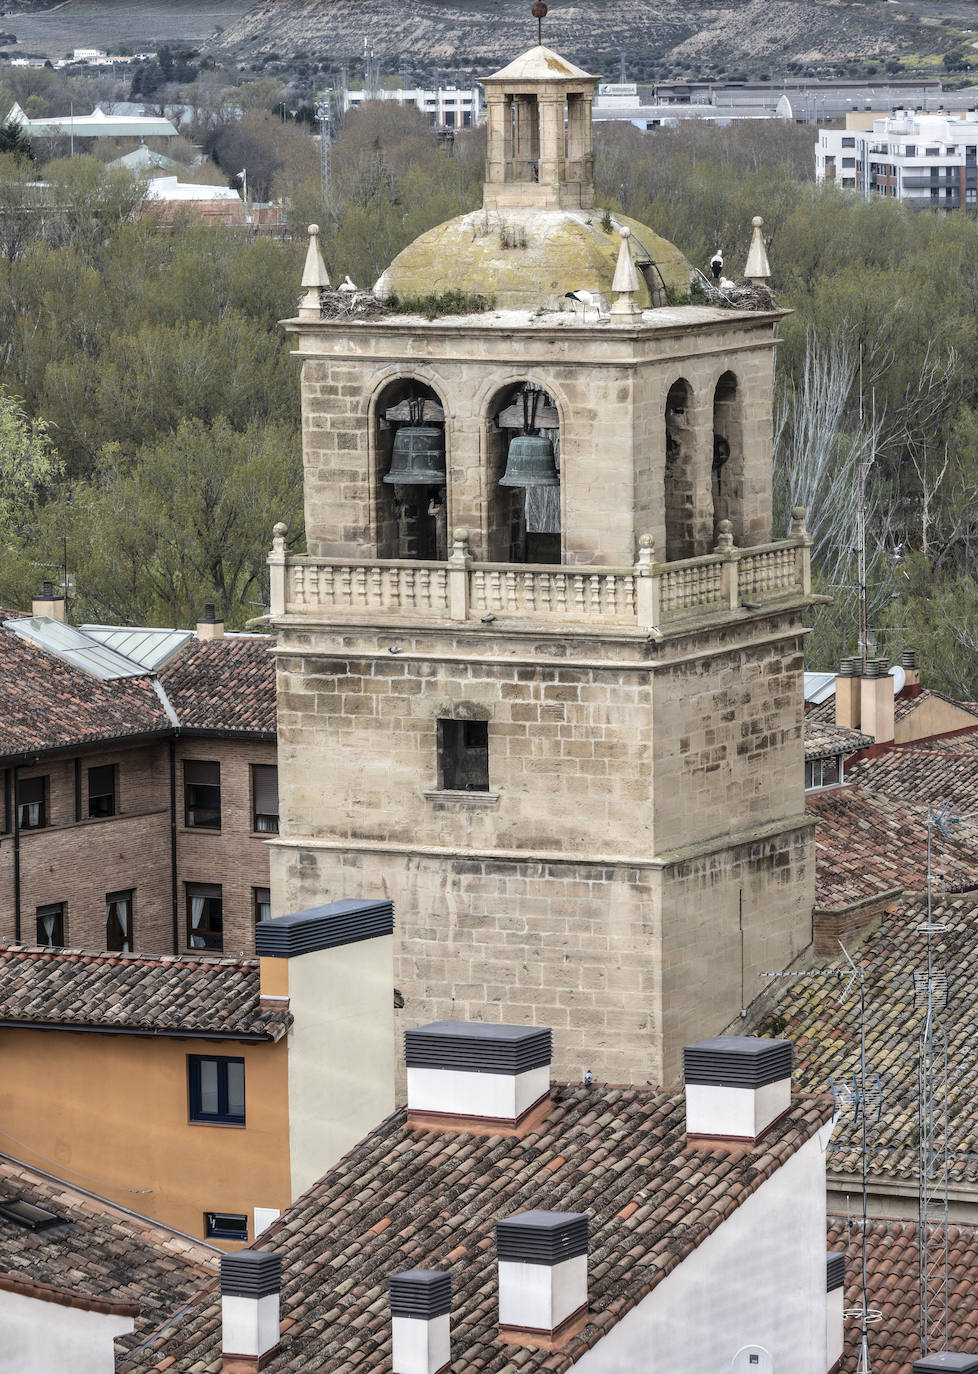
<box><xmin>316</xmin><ymin>92</ymin><xmax>332</xmax><ymax>202</ymax></box>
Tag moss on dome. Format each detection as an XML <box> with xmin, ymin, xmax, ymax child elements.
<box><xmin>374</xmin><ymin>208</ymin><xmax>692</xmax><ymax>312</ymax></box>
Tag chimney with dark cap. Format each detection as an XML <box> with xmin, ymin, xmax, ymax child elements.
<box><xmin>220</xmin><ymin>1250</ymin><xmax>281</xmax><ymax>1372</ymax></box>
<box><xmin>405</xmin><ymin>1020</ymin><xmax>552</xmax><ymax>1136</ymax></box>
<box><xmin>496</xmin><ymin>1210</ymin><xmax>589</xmax><ymax>1350</ymax></box>
<box><xmin>683</xmin><ymin>1035</ymin><xmax>793</xmax><ymax>1143</ymax></box>
<box><xmin>835</xmin><ymin>657</ymin><xmax>860</xmax><ymax>730</ymax></box>
<box><xmin>390</xmin><ymin>1269</ymin><xmax>452</xmax><ymax>1374</ymax></box>
<box><xmin>826</xmin><ymin>1251</ymin><xmax>845</xmax><ymax>1370</ymax></box>
<box><xmin>198</xmin><ymin>602</ymin><xmax>225</xmax><ymax>640</ymax></box>
<box><xmin>255</xmin><ymin>897</ymin><xmax>395</xmax><ymax>1198</ymax></box>
<box><xmin>32</xmin><ymin>580</ymin><xmax>66</xmax><ymax>622</ymax></box>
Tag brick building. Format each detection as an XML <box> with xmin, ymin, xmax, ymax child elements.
<box><xmin>0</xmin><ymin>599</ymin><xmax>277</xmax><ymax>956</ymax></box>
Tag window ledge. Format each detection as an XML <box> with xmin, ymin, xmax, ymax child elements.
<box><xmin>423</xmin><ymin>789</ymin><xmax>500</xmax><ymax>808</ymax></box>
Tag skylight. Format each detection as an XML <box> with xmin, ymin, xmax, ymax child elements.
<box><xmin>0</xmin><ymin>1197</ymin><xmax>65</xmax><ymax>1231</ymax></box>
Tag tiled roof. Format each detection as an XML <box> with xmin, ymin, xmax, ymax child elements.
<box><xmin>0</xmin><ymin>944</ymin><xmax>291</xmax><ymax>1041</ymax></box>
<box><xmin>804</xmin><ymin>717</ymin><xmax>873</xmax><ymax>760</ymax></box>
<box><xmin>0</xmin><ymin>1153</ymin><xmax>216</xmax><ymax>1353</ymax></box>
<box><xmin>894</xmin><ymin>687</ymin><xmax>978</xmax><ymax>724</ymax></box>
<box><xmin>124</xmin><ymin>1083</ymin><xmax>832</xmax><ymax>1373</ymax></box>
<box><xmin>0</xmin><ymin>621</ymin><xmax>167</xmax><ymax>758</ymax></box>
<box><xmin>157</xmin><ymin>636</ymin><xmax>275</xmax><ymax>735</ymax></box>
<box><xmin>829</xmin><ymin>1215</ymin><xmax>978</xmax><ymax>1373</ymax></box>
<box><xmin>847</xmin><ymin>745</ymin><xmax>978</xmax><ymax>815</ymax></box>
<box><xmin>807</xmin><ymin>787</ymin><xmax>978</xmax><ymax>909</ymax></box>
<box><xmin>747</xmin><ymin>893</ymin><xmax>978</xmax><ymax>1184</ymax></box>
<box><xmin>0</xmin><ymin>622</ymin><xmax>276</xmax><ymax>758</ymax></box>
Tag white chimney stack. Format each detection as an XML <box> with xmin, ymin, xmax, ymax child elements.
<box><xmin>405</xmin><ymin>1021</ymin><xmax>552</xmax><ymax>1136</ymax></box>
<box><xmin>389</xmin><ymin>1269</ymin><xmax>452</xmax><ymax>1374</ymax></box>
<box><xmin>197</xmin><ymin>601</ymin><xmax>225</xmax><ymax>640</ymax></box>
<box><xmin>683</xmin><ymin>1036</ymin><xmax>793</xmax><ymax>1143</ymax></box>
<box><xmin>496</xmin><ymin>1210</ymin><xmax>588</xmax><ymax>1351</ymax></box>
<box><xmin>826</xmin><ymin>1251</ymin><xmax>845</xmax><ymax>1372</ymax></box>
<box><xmin>220</xmin><ymin>1250</ymin><xmax>281</xmax><ymax>1370</ymax></box>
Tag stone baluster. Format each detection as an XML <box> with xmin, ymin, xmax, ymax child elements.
<box><xmin>634</xmin><ymin>533</ymin><xmax>661</xmax><ymax>631</ymax></box>
<box><xmin>448</xmin><ymin>527</ymin><xmax>471</xmax><ymax>621</ymax></box>
<box><xmin>268</xmin><ymin>522</ymin><xmax>288</xmax><ymax>616</ymax></box>
<box><xmin>715</xmin><ymin>520</ymin><xmax>739</xmax><ymax>611</ymax></box>
<box><xmin>790</xmin><ymin>505</ymin><xmax>812</xmax><ymax>596</ymax></box>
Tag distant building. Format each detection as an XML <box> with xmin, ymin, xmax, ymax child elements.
<box><xmin>141</xmin><ymin>175</ymin><xmax>246</xmax><ymax>226</ymax></box>
<box><xmin>816</xmin><ymin>109</ymin><xmax>978</xmax><ymax>208</ymax></box>
<box><xmin>341</xmin><ymin>84</ymin><xmax>481</xmax><ymax>128</ymax></box>
<box><xmin>6</xmin><ymin>101</ymin><xmax>178</xmax><ymax>141</ymax></box>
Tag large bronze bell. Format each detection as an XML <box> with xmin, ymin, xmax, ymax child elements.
<box><xmin>384</xmin><ymin>425</ymin><xmax>446</xmax><ymax>485</ymax></box>
<box><xmin>499</xmin><ymin>433</ymin><xmax>560</xmax><ymax>487</ymax></box>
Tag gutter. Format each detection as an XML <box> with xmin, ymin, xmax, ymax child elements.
<box><xmin>0</xmin><ymin>1019</ymin><xmax>282</xmax><ymax>1043</ymax></box>
<box><xmin>11</xmin><ymin>764</ymin><xmax>20</xmax><ymax>942</ymax></box>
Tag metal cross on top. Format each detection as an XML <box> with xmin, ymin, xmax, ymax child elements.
<box><xmin>531</xmin><ymin>0</ymin><xmax>548</xmax><ymax>44</ymax></box>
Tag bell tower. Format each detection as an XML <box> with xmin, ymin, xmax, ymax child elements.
<box><xmin>268</xmin><ymin>51</ymin><xmax>815</xmax><ymax>1086</ymax></box>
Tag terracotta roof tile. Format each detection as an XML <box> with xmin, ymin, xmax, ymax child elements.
<box><xmin>122</xmin><ymin>1084</ymin><xmax>831</xmax><ymax>1373</ymax></box>
<box><xmin>0</xmin><ymin>1153</ymin><xmax>216</xmax><ymax>1353</ymax></box>
<box><xmin>0</xmin><ymin>944</ymin><xmax>291</xmax><ymax>1041</ymax></box>
<box><xmin>157</xmin><ymin>637</ymin><xmax>275</xmax><ymax>736</ymax></box>
<box><xmin>804</xmin><ymin>718</ymin><xmax>873</xmax><ymax>760</ymax></box>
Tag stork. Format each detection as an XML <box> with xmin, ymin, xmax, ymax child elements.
<box><xmin>709</xmin><ymin>249</ymin><xmax>724</xmax><ymax>282</ymax></box>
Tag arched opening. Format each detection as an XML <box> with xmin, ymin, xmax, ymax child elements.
<box><xmin>712</xmin><ymin>371</ymin><xmax>743</xmax><ymax>546</ymax></box>
<box><xmin>487</xmin><ymin>382</ymin><xmax>561</xmax><ymax>564</ymax></box>
<box><xmin>375</xmin><ymin>378</ymin><xmax>448</xmax><ymax>561</ymax></box>
<box><xmin>664</xmin><ymin>379</ymin><xmax>695</xmax><ymax>562</ymax></box>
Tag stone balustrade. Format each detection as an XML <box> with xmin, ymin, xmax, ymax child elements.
<box><xmin>268</xmin><ymin>509</ymin><xmax>812</xmax><ymax>633</ymax></box>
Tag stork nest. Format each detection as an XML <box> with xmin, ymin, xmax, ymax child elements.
<box><xmin>317</xmin><ymin>287</ymin><xmax>391</xmax><ymax>319</ymax></box>
<box><xmin>696</xmin><ymin>278</ymin><xmax>776</xmax><ymax>311</ymax></box>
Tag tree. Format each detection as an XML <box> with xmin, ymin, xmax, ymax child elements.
<box><xmin>0</xmin><ymin>387</ymin><xmax>62</xmax><ymax>543</ymax></box>
<box><xmin>0</xmin><ymin>115</ymin><xmax>33</xmax><ymax>163</ymax></box>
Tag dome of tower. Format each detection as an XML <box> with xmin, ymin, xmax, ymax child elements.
<box><xmin>374</xmin><ymin>208</ymin><xmax>692</xmax><ymax>312</ymax></box>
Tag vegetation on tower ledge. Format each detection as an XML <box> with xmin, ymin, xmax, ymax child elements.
<box><xmin>386</xmin><ymin>289</ymin><xmax>497</xmax><ymax>319</ymax></box>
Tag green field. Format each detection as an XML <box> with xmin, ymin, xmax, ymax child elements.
<box><xmin>4</xmin><ymin>0</ymin><xmax>253</xmax><ymax>57</ymax></box>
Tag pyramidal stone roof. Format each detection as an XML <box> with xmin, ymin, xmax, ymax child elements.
<box><xmin>484</xmin><ymin>44</ymin><xmax>594</xmax><ymax>83</ymax></box>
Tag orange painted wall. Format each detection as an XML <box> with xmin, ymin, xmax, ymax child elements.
<box><xmin>0</xmin><ymin>1029</ymin><xmax>290</xmax><ymax>1247</ymax></box>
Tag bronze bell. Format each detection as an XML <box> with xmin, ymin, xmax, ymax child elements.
<box><xmin>384</xmin><ymin>425</ymin><xmax>446</xmax><ymax>485</ymax></box>
<box><xmin>499</xmin><ymin>433</ymin><xmax>560</xmax><ymax>487</ymax></box>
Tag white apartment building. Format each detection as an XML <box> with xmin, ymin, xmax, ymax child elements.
<box><xmin>341</xmin><ymin>85</ymin><xmax>481</xmax><ymax>128</ymax></box>
<box><xmin>815</xmin><ymin>110</ymin><xmax>978</xmax><ymax>209</ymax></box>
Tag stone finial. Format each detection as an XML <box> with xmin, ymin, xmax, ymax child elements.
<box><xmin>636</xmin><ymin>532</ymin><xmax>655</xmax><ymax>569</ymax></box>
<box><xmin>714</xmin><ymin>519</ymin><xmax>735</xmax><ymax>553</ymax></box>
<box><xmin>789</xmin><ymin>506</ymin><xmax>809</xmax><ymax>541</ymax></box>
<box><xmin>744</xmin><ymin>216</ymin><xmax>771</xmax><ymax>288</ymax></box>
<box><xmin>299</xmin><ymin>224</ymin><xmax>330</xmax><ymax>319</ymax></box>
<box><xmin>449</xmin><ymin>528</ymin><xmax>471</xmax><ymax>565</ymax></box>
<box><xmin>610</xmin><ymin>225</ymin><xmax>642</xmax><ymax>319</ymax></box>
<box><xmin>272</xmin><ymin>522</ymin><xmax>288</xmax><ymax>555</ymax></box>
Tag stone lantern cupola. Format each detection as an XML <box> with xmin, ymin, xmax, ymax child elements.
<box><xmin>482</xmin><ymin>45</ymin><xmax>595</xmax><ymax>212</ymax></box>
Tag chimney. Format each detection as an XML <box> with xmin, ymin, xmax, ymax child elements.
<box><xmin>826</xmin><ymin>1251</ymin><xmax>845</xmax><ymax>1371</ymax></box>
<box><xmin>835</xmin><ymin>657</ymin><xmax>861</xmax><ymax>730</ymax></box>
<box><xmin>912</xmin><ymin>1357</ymin><xmax>978</xmax><ymax>1373</ymax></box>
<box><xmin>860</xmin><ymin>661</ymin><xmax>895</xmax><ymax>745</ymax></box>
<box><xmin>32</xmin><ymin>580</ymin><xmax>66</xmax><ymax>622</ymax></box>
<box><xmin>496</xmin><ymin>1210</ymin><xmax>589</xmax><ymax>1350</ymax></box>
<box><xmin>901</xmin><ymin>648</ymin><xmax>921</xmax><ymax>691</ymax></box>
<box><xmin>255</xmin><ymin>897</ymin><xmax>394</xmax><ymax>1199</ymax></box>
<box><xmin>220</xmin><ymin>1250</ymin><xmax>281</xmax><ymax>1372</ymax></box>
<box><xmin>683</xmin><ymin>1035</ymin><xmax>793</xmax><ymax>1143</ymax></box>
<box><xmin>389</xmin><ymin>1269</ymin><xmax>451</xmax><ymax>1374</ymax></box>
<box><xmin>405</xmin><ymin>1021</ymin><xmax>552</xmax><ymax>1137</ymax></box>
<box><xmin>197</xmin><ymin>602</ymin><xmax>225</xmax><ymax>640</ymax></box>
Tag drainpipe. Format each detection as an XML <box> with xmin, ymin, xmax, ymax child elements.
<box><xmin>169</xmin><ymin>737</ymin><xmax>178</xmax><ymax>954</ymax></box>
<box><xmin>12</xmin><ymin>764</ymin><xmax>20</xmax><ymax>942</ymax></box>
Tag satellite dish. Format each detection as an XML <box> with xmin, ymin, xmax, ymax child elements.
<box><xmin>889</xmin><ymin>664</ymin><xmax>906</xmax><ymax>696</ymax></box>
<box><xmin>731</xmin><ymin>1347</ymin><xmax>773</xmax><ymax>1374</ymax></box>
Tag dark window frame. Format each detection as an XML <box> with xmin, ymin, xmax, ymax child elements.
<box><xmin>17</xmin><ymin>775</ymin><xmax>47</xmax><ymax>830</ymax></box>
<box><xmin>106</xmin><ymin>889</ymin><xmax>134</xmax><ymax>953</ymax></box>
<box><xmin>186</xmin><ymin>882</ymin><xmax>223</xmax><ymax>951</ymax></box>
<box><xmin>36</xmin><ymin>902</ymin><xmax>65</xmax><ymax>947</ymax></box>
<box><xmin>251</xmin><ymin>763</ymin><xmax>279</xmax><ymax>834</ymax></box>
<box><xmin>88</xmin><ymin>763</ymin><xmax>117</xmax><ymax>819</ymax></box>
<box><xmin>184</xmin><ymin>760</ymin><xmax>221</xmax><ymax>830</ymax></box>
<box><xmin>188</xmin><ymin>1054</ymin><xmax>245</xmax><ymax>1125</ymax></box>
<box><xmin>253</xmin><ymin>886</ymin><xmax>271</xmax><ymax>925</ymax></box>
<box><xmin>437</xmin><ymin>718</ymin><xmax>490</xmax><ymax>792</ymax></box>
<box><xmin>204</xmin><ymin>1211</ymin><xmax>248</xmax><ymax>1240</ymax></box>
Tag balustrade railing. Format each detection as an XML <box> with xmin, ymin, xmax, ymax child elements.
<box><xmin>268</xmin><ymin>509</ymin><xmax>812</xmax><ymax>633</ymax></box>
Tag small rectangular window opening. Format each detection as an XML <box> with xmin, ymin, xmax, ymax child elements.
<box><xmin>36</xmin><ymin>903</ymin><xmax>65</xmax><ymax>947</ymax></box>
<box><xmin>187</xmin><ymin>883</ymin><xmax>223</xmax><ymax>951</ymax></box>
<box><xmin>106</xmin><ymin>890</ymin><xmax>134</xmax><ymax>952</ymax></box>
<box><xmin>252</xmin><ymin>764</ymin><xmax>279</xmax><ymax>833</ymax></box>
<box><xmin>205</xmin><ymin>1211</ymin><xmax>248</xmax><ymax>1241</ymax></box>
<box><xmin>185</xmin><ymin>760</ymin><xmax>221</xmax><ymax>829</ymax></box>
<box><xmin>438</xmin><ymin>719</ymin><xmax>490</xmax><ymax>792</ymax></box>
<box><xmin>188</xmin><ymin>1054</ymin><xmax>245</xmax><ymax>1124</ymax></box>
<box><xmin>88</xmin><ymin>764</ymin><xmax>116</xmax><ymax>818</ymax></box>
<box><xmin>254</xmin><ymin>887</ymin><xmax>271</xmax><ymax>924</ymax></box>
<box><xmin>0</xmin><ymin>1198</ymin><xmax>65</xmax><ymax>1231</ymax></box>
<box><xmin>17</xmin><ymin>776</ymin><xmax>46</xmax><ymax>830</ymax></box>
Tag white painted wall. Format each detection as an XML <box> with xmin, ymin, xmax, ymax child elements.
<box><xmin>499</xmin><ymin>1255</ymin><xmax>587</xmax><ymax>1331</ymax></box>
<box><xmin>288</xmin><ymin>934</ymin><xmax>395</xmax><ymax>1198</ymax></box>
<box><xmin>407</xmin><ymin>1064</ymin><xmax>549</xmax><ymax>1120</ymax></box>
<box><xmin>221</xmin><ymin>1293</ymin><xmax>279</xmax><ymax>1358</ymax></box>
<box><xmin>570</xmin><ymin>1123</ymin><xmax>834</xmax><ymax>1374</ymax></box>
<box><xmin>392</xmin><ymin>1313</ymin><xmax>451</xmax><ymax>1374</ymax></box>
<box><xmin>0</xmin><ymin>1288</ymin><xmax>134</xmax><ymax>1374</ymax></box>
<box><xmin>685</xmin><ymin>1078</ymin><xmax>791</xmax><ymax>1139</ymax></box>
<box><xmin>827</xmin><ymin>1284</ymin><xmax>844</xmax><ymax>1369</ymax></box>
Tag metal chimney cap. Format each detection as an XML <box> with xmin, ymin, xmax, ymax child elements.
<box><xmin>496</xmin><ymin>1210</ymin><xmax>589</xmax><ymax>1265</ymax></box>
<box><xmin>256</xmin><ymin>897</ymin><xmax>394</xmax><ymax>957</ymax></box>
<box><xmin>220</xmin><ymin>1250</ymin><xmax>282</xmax><ymax>1299</ymax></box>
<box><xmin>405</xmin><ymin>1021</ymin><xmax>552</xmax><ymax>1075</ymax></box>
<box><xmin>826</xmin><ymin>1251</ymin><xmax>845</xmax><ymax>1292</ymax></box>
<box><xmin>900</xmin><ymin>649</ymin><xmax>917</xmax><ymax>668</ymax></box>
<box><xmin>683</xmin><ymin>1035</ymin><xmax>792</xmax><ymax>1088</ymax></box>
<box><xmin>389</xmin><ymin>1269</ymin><xmax>452</xmax><ymax>1319</ymax></box>
<box><xmin>912</xmin><ymin>1356</ymin><xmax>978</xmax><ymax>1373</ymax></box>
<box><xmin>199</xmin><ymin>602</ymin><xmax>220</xmax><ymax>624</ymax></box>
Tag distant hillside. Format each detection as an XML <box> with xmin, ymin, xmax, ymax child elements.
<box><xmin>207</xmin><ymin>0</ymin><xmax>942</xmax><ymax>75</ymax></box>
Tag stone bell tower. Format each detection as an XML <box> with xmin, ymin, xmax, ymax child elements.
<box><xmin>267</xmin><ymin>43</ymin><xmax>815</xmax><ymax>1087</ymax></box>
